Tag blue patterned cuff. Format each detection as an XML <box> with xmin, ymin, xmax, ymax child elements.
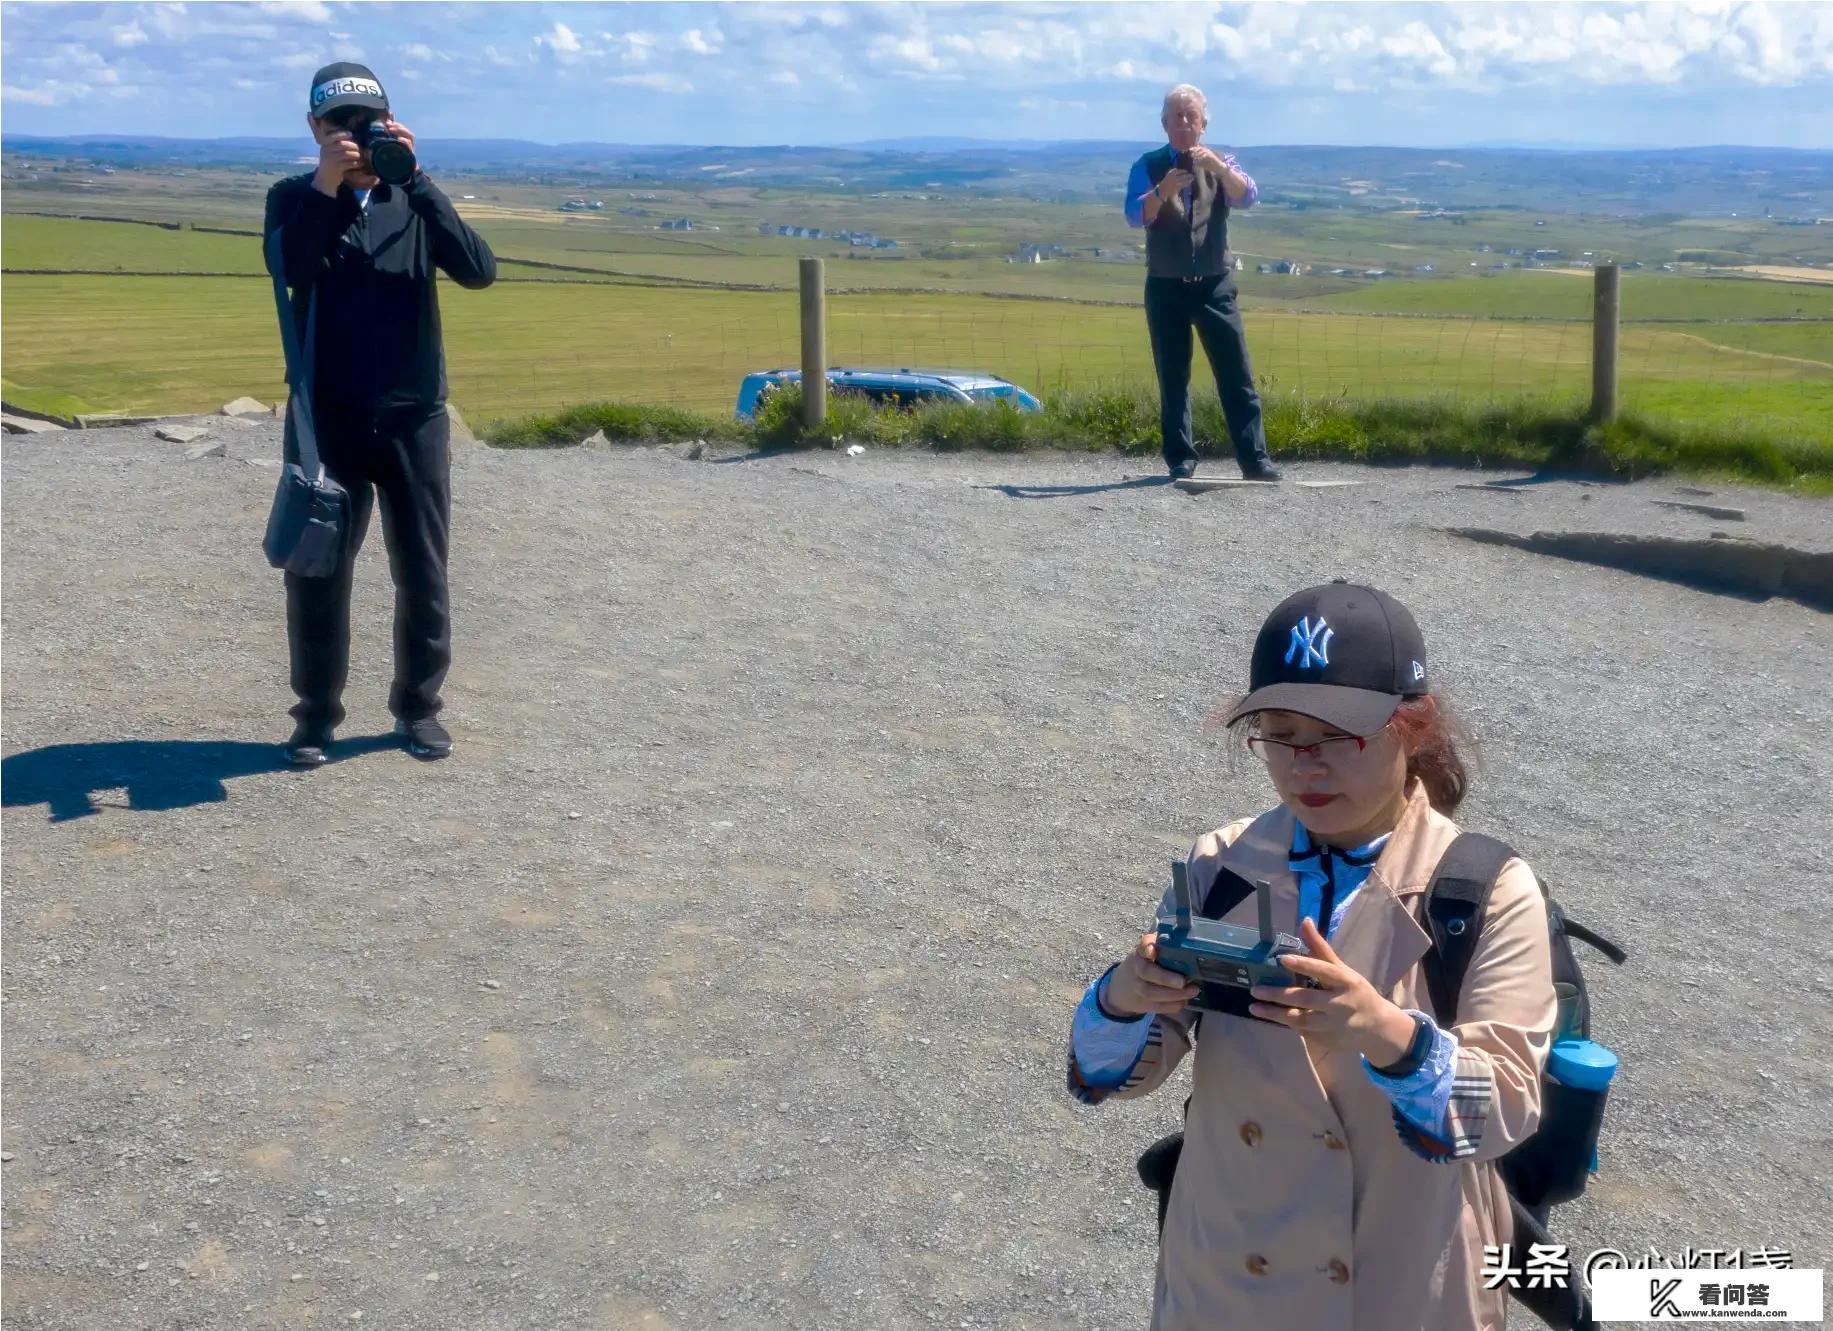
<box><xmin>1070</xmin><ymin>967</ymin><xmax>1154</xmax><ymax>1092</ymax></box>
<box><xmin>1363</xmin><ymin>1011</ymin><xmax>1458</xmax><ymax>1142</ymax></box>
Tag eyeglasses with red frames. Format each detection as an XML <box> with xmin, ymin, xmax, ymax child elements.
<box><xmin>1246</xmin><ymin>723</ymin><xmax>1389</xmax><ymax>764</ymax></box>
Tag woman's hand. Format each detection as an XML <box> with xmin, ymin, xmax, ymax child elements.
<box><xmin>1104</xmin><ymin>931</ymin><xmax>1199</xmax><ymax>1019</ymax></box>
<box><xmin>1249</xmin><ymin>918</ymin><xmax>1417</xmax><ymax>1063</ymax></box>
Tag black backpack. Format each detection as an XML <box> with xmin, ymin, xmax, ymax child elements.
<box><xmin>1134</xmin><ymin>833</ymin><xmax>1627</xmax><ymax>1331</ymax></box>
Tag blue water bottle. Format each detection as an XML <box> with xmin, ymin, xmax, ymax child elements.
<box><xmin>1539</xmin><ymin>1038</ymin><xmax>1618</xmax><ymax>1198</ymax></box>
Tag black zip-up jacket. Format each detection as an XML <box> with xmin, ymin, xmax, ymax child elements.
<box><xmin>263</xmin><ymin>170</ymin><xmax>496</xmax><ymax>412</ymax></box>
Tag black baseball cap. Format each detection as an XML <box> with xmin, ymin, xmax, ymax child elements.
<box><xmin>308</xmin><ymin>62</ymin><xmax>388</xmax><ymax>119</ymax></box>
<box><xmin>1223</xmin><ymin>580</ymin><xmax>1429</xmax><ymax>736</ymax></box>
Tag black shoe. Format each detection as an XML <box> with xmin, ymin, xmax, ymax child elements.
<box><xmin>1169</xmin><ymin>459</ymin><xmax>1199</xmax><ymax>480</ymax></box>
<box><xmin>284</xmin><ymin>722</ymin><xmax>333</xmax><ymax>768</ymax></box>
<box><xmin>1240</xmin><ymin>462</ymin><xmax>1282</xmax><ymax>482</ymax></box>
<box><xmin>395</xmin><ymin>715</ymin><xmax>453</xmax><ymax>760</ymax></box>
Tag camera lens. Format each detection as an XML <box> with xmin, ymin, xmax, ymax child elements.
<box><xmin>360</xmin><ymin>122</ymin><xmax>417</xmax><ymax>186</ymax></box>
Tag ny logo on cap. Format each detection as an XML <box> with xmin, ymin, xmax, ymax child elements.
<box><xmin>1285</xmin><ymin>616</ymin><xmax>1333</xmax><ymax>670</ymax></box>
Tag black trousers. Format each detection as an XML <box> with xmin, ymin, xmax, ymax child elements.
<box><xmin>284</xmin><ymin>400</ymin><xmax>451</xmax><ymax>729</ymax></box>
<box><xmin>1144</xmin><ymin>273</ymin><xmax>1271</xmax><ymax>474</ymax></box>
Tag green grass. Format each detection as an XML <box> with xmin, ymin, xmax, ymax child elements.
<box><xmin>4</xmin><ymin>204</ymin><xmax>1827</xmax><ymax>463</ymax></box>
<box><xmin>486</xmin><ymin>400</ymin><xmax>744</xmax><ymax>447</ymax></box>
<box><xmin>488</xmin><ymin>384</ymin><xmax>1833</xmax><ymax>493</ymax></box>
<box><xmin>1664</xmin><ymin>321</ymin><xmax>1833</xmax><ymax>364</ymax></box>
<box><xmin>0</xmin><ymin>380</ymin><xmax>90</xmax><ymax>421</ymax></box>
<box><xmin>2</xmin><ymin>215</ymin><xmax>264</xmax><ymax>273</ymax></box>
<box><xmin>1307</xmin><ymin>270</ymin><xmax>1833</xmax><ymax>321</ymax></box>
<box><xmin>3</xmin><ymin>274</ymin><xmax>1827</xmax><ymax>442</ymax></box>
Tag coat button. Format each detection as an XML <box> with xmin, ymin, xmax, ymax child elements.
<box><xmin>1327</xmin><ymin>1259</ymin><xmax>1350</xmax><ymax>1284</ymax></box>
<box><xmin>1239</xmin><ymin>1121</ymin><xmax>1263</xmax><ymax>1147</ymax></box>
<box><xmin>1246</xmin><ymin>1254</ymin><xmax>1269</xmax><ymax>1276</ymax></box>
<box><xmin>1321</xmin><ymin>1130</ymin><xmax>1346</xmax><ymax>1151</ymax></box>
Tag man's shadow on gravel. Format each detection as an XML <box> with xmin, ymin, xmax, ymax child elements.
<box><xmin>2</xmin><ymin>736</ymin><xmax>397</xmax><ymax>822</ymax></box>
<box><xmin>974</xmin><ymin>476</ymin><xmax>1173</xmax><ymax>500</ymax></box>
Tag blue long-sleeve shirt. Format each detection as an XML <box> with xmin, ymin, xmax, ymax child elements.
<box><xmin>1069</xmin><ymin>820</ymin><xmax>1461</xmax><ymax>1154</ymax></box>
<box><xmin>1124</xmin><ymin>147</ymin><xmax>1259</xmax><ymax>229</ymax></box>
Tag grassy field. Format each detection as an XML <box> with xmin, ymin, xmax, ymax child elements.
<box><xmin>1308</xmin><ymin>269</ymin><xmax>1833</xmax><ymax>321</ymax></box>
<box><xmin>4</xmin><ymin>190</ymin><xmax>1829</xmax><ymax>447</ymax></box>
<box><xmin>12</xmin><ymin>212</ymin><xmax>1831</xmax><ymax>312</ymax></box>
<box><xmin>5</xmin><ymin>273</ymin><xmax>1828</xmax><ymax>442</ymax></box>
<box><xmin>2</xmin><ymin>215</ymin><xmax>265</xmax><ymax>273</ymax></box>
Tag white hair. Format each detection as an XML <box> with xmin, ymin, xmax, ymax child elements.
<box><xmin>1161</xmin><ymin>84</ymin><xmax>1208</xmax><ymax>121</ymax></box>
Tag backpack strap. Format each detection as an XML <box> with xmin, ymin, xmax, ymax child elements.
<box><xmin>1422</xmin><ymin>832</ymin><xmax>1516</xmax><ymax>1028</ymax></box>
<box><xmin>1563</xmin><ymin>917</ymin><xmax>1627</xmax><ymax>966</ymax></box>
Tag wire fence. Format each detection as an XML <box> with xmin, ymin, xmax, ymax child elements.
<box><xmin>0</xmin><ymin>248</ymin><xmax>1823</xmax><ymax>442</ymax></box>
<box><xmin>455</xmin><ymin>281</ymin><xmax>1830</xmax><ymax>442</ymax></box>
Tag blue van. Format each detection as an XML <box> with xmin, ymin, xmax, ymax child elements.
<box><xmin>735</xmin><ymin>367</ymin><xmax>1043</xmax><ymax>420</ymax></box>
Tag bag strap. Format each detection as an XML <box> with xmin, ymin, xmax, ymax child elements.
<box><xmin>1563</xmin><ymin>917</ymin><xmax>1628</xmax><ymax>966</ymax></box>
<box><xmin>264</xmin><ymin>225</ymin><xmax>324</xmax><ymax>482</ymax></box>
<box><xmin>1422</xmin><ymin>832</ymin><xmax>1515</xmax><ymax>1028</ymax></box>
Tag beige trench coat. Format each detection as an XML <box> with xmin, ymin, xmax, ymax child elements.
<box><xmin>1109</xmin><ymin>784</ymin><xmax>1556</xmax><ymax>1331</ymax></box>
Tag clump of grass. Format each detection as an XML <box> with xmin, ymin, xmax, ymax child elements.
<box><xmin>485</xmin><ymin>400</ymin><xmax>738</xmax><ymax>448</ymax></box>
<box><xmin>486</xmin><ymin>384</ymin><xmax>1833</xmax><ymax>492</ymax></box>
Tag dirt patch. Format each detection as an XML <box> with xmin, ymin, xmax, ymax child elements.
<box><xmin>1731</xmin><ymin>264</ymin><xmax>1833</xmax><ymax>285</ymax></box>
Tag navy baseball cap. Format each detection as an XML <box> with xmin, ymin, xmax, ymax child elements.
<box><xmin>309</xmin><ymin>62</ymin><xmax>388</xmax><ymax>119</ymax></box>
<box><xmin>1223</xmin><ymin>580</ymin><xmax>1429</xmax><ymax>736</ymax></box>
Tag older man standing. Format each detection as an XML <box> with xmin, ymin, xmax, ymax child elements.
<box><xmin>1125</xmin><ymin>84</ymin><xmax>1279</xmax><ymax>481</ymax></box>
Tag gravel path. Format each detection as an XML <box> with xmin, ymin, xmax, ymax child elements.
<box><xmin>4</xmin><ymin>420</ymin><xmax>1830</xmax><ymax>1330</ymax></box>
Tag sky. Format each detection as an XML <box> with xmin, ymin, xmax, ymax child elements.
<box><xmin>2</xmin><ymin>1</ymin><xmax>1831</xmax><ymax>150</ymax></box>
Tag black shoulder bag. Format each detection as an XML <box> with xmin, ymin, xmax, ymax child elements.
<box><xmin>262</xmin><ymin>226</ymin><xmax>348</xmax><ymax>578</ymax></box>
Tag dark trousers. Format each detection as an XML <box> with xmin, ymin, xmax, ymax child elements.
<box><xmin>1144</xmin><ymin>274</ymin><xmax>1270</xmax><ymax>475</ymax></box>
<box><xmin>285</xmin><ymin>400</ymin><xmax>451</xmax><ymax>729</ymax></box>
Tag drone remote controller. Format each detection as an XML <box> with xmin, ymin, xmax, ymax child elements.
<box><xmin>1153</xmin><ymin>861</ymin><xmax>1317</xmax><ymax>1011</ymax></box>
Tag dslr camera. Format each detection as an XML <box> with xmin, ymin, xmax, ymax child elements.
<box><xmin>357</xmin><ymin>119</ymin><xmax>416</xmax><ymax>186</ymax></box>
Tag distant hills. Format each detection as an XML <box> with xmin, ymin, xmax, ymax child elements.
<box><xmin>5</xmin><ymin>135</ymin><xmax>1830</xmax><ymax>216</ymax></box>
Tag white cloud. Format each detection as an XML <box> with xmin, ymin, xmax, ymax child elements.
<box><xmin>720</xmin><ymin>1</ymin><xmax>1833</xmax><ymax>96</ymax></box>
<box><xmin>1381</xmin><ymin>21</ymin><xmax>1458</xmax><ymax>79</ymax></box>
<box><xmin>2</xmin><ymin>82</ymin><xmax>64</xmax><ymax>106</ymax></box>
<box><xmin>869</xmin><ymin>34</ymin><xmax>947</xmax><ymax>74</ymax></box>
<box><xmin>608</xmin><ymin>72</ymin><xmax>694</xmax><ymax>94</ymax></box>
<box><xmin>0</xmin><ymin>0</ymin><xmax>1826</xmax><ymax>141</ymax></box>
<box><xmin>601</xmin><ymin>30</ymin><xmax>656</xmax><ymax>65</ymax></box>
<box><xmin>542</xmin><ymin>22</ymin><xmax>583</xmax><ymax>55</ymax></box>
<box><xmin>258</xmin><ymin>1</ymin><xmax>334</xmax><ymax>22</ymax></box>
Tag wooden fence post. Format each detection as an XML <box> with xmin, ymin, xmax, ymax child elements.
<box><xmin>1591</xmin><ymin>263</ymin><xmax>1619</xmax><ymax>423</ymax></box>
<box><xmin>799</xmin><ymin>258</ymin><xmax>826</xmax><ymax>431</ymax></box>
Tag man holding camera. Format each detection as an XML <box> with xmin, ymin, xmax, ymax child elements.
<box><xmin>1125</xmin><ymin>84</ymin><xmax>1279</xmax><ymax>482</ymax></box>
<box><xmin>263</xmin><ymin>62</ymin><xmax>496</xmax><ymax>766</ymax></box>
